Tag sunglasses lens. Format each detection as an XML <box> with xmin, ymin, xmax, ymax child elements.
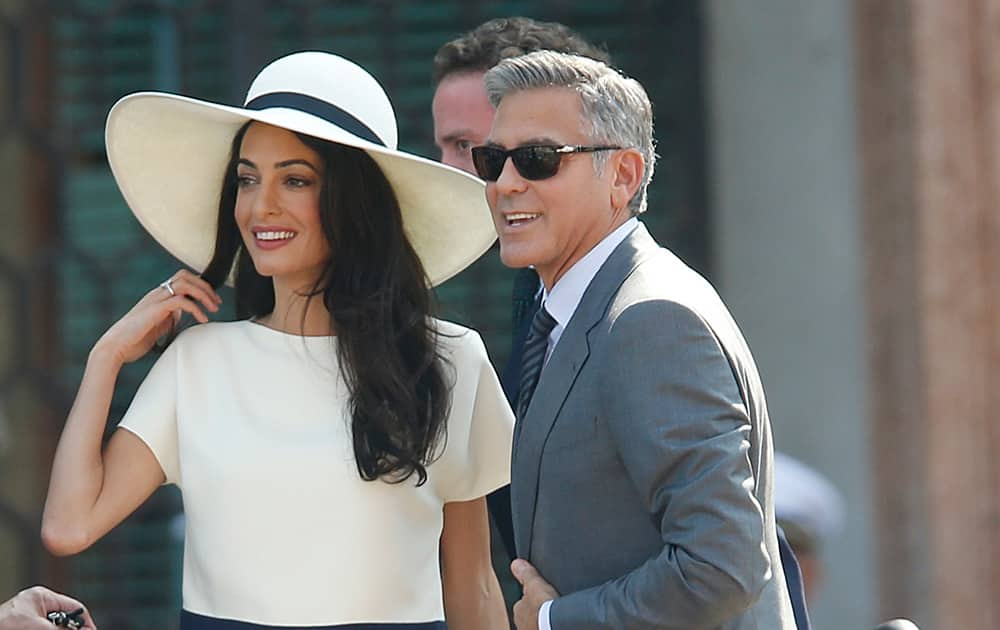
<box><xmin>512</xmin><ymin>147</ymin><xmax>562</xmax><ymax>181</ymax></box>
<box><xmin>471</xmin><ymin>146</ymin><xmax>565</xmax><ymax>181</ymax></box>
<box><xmin>472</xmin><ymin>147</ymin><xmax>507</xmax><ymax>181</ymax></box>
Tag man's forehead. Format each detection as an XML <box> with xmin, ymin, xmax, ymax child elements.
<box><xmin>432</xmin><ymin>72</ymin><xmax>495</xmax><ymax>142</ymax></box>
<box><xmin>433</xmin><ymin>71</ymin><xmax>490</xmax><ymax>106</ymax></box>
<box><xmin>487</xmin><ymin>88</ymin><xmax>584</xmax><ymax>146</ymax></box>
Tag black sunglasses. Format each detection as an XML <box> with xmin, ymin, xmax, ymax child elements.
<box><xmin>470</xmin><ymin>144</ymin><xmax>621</xmax><ymax>181</ymax></box>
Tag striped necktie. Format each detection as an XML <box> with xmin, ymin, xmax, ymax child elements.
<box><xmin>517</xmin><ymin>306</ymin><xmax>557</xmax><ymax>419</ymax></box>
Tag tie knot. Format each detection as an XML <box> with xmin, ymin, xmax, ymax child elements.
<box><xmin>530</xmin><ymin>306</ymin><xmax>557</xmax><ymax>342</ymax></box>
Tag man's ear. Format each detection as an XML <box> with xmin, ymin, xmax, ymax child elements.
<box><xmin>609</xmin><ymin>148</ymin><xmax>644</xmax><ymax>211</ymax></box>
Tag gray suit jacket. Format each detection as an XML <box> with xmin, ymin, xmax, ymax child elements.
<box><xmin>511</xmin><ymin>224</ymin><xmax>796</xmax><ymax>629</ymax></box>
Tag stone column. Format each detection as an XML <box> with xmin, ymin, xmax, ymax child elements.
<box><xmin>855</xmin><ymin>0</ymin><xmax>1000</xmax><ymax>626</ymax></box>
<box><xmin>706</xmin><ymin>2</ymin><xmax>872</xmax><ymax>628</ymax></box>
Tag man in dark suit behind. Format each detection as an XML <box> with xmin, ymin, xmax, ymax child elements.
<box><xmin>475</xmin><ymin>50</ymin><xmax>796</xmax><ymax>629</ymax></box>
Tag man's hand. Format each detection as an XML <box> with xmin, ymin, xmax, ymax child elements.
<box><xmin>511</xmin><ymin>559</ymin><xmax>559</xmax><ymax>630</ymax></box>
<box><xmin>0</xmin><ymin>586</ymin><xmax>97</xmax><ymax>629</ymax></box>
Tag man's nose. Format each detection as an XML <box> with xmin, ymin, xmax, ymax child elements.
<box><xmin>494</xmin><ymin>155</ymin><xmax>527</xmax><ymax>194</ymax></box>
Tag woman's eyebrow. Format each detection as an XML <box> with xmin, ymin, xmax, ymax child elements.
<box><xmin>237</xmin><ymin>158</ymin><xmax>320</xmax><ymax>173</ymax></box>
<box><xmin>275</xmin><ymin>159</ymin><xmax>320</xmax><ymax>172</ymax></box>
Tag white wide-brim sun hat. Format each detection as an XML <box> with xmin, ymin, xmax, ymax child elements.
<box><xmin>105</xmin><ymin>51</ymin><xmax>496</xmax><ymax>287</ymax></box>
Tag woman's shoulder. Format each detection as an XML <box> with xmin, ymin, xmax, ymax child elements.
<box><xmin>430</xmin><ymin>318</ymin><xmax>488</xmax><ymax>360</ymax></box>
<box><xmin>173</xmin><ymin>320</ymin><xmax>249</xmax><ymax>344</ymax></box>
<box><xmin>167</xmin><ymin>321</ymin><xmax>267</xmax><ymax>358</ymax></box>
<box><xmin>431</xmin><ymin>317</ymin><xmax>474</xmax><ymax>337</ymax></box>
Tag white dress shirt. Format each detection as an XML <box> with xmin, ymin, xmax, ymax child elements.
<box><xmin>536</xmin><ymin>217</ymin><xmax>637</xmax><ymax>630</ymax></box>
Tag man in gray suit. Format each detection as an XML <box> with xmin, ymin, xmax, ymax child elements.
<box><xmin>471</xmin><ymin>51</ymin><xmax>796</xmax><ymax>629</ymax></box>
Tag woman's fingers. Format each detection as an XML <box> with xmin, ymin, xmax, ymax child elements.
<box><xmin>159</xmin><ymin>270</ymin><xmax>222</xmax><ymax>314</ymax></box>
<box><xmin>162</xmin><ymin>294</ymin><xmax>210</xmax><ymax>324</ymax></box>
<box><xmin>108</xmin><ymin>270</ymin><xmax>219</xmax><ymax>362</ymax></box>
<box><xmin>145</xmin><ymin>269</ymin><xmax>221</xmax><ymax>328</ymax></box>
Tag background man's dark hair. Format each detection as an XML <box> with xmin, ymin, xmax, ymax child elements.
<box><xmin>432</xmin><ymin>16</ymin><xmax>610</xmax><ymax>84</ymax></box>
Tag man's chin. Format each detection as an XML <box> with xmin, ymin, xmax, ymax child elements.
<box><xmin>498</xmin><ymin>246</ymin><xmax>538</xmax><ymax>270</ymax></box>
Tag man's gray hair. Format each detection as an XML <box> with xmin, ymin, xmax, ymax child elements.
<box><xmin>484</xmin><ymin>50</ymin><xmax>656</xmax><ymax>215</ymax></box>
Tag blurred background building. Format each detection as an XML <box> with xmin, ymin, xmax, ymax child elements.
<box><xmin>1</xmin><ymin>1</ymin><xmax>996</xmax><ymax>629</ymax></box>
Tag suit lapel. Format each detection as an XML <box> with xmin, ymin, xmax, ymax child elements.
<box><xmin>513</xmin><ymin>223</ymin><xmax>659</xmax><ymax>558</ymax></box>
<box><xmin>512</xmin><ymin>322</ymin><xmax>590</xmax><ymax>554</ymax></box>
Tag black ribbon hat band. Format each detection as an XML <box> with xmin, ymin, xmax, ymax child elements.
<box><xmin>244</xmin><ymin>92</ymin><xmax>386</xmax><ymax>147</ymax></box>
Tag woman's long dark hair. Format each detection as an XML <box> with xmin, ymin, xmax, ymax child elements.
<box><xmin>202</xmin><ymin>122</ymin><xmax>450</xmax><ymax>486</ymax></box>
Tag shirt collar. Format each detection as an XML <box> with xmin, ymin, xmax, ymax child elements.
<box><xmin>543</xmin><ymin>217</ymin><xmax>638</xmax><ymax>329</ymax></box>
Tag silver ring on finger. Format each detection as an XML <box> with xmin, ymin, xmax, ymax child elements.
<box><xmin>159</xmin><ymin>278</ymin><xmax>177</xmax><ymax>297</ymax></box>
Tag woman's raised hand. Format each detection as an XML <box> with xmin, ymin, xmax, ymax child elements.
<box><xmin>94</xmin><ymin>269</ymin><xmax>222</xmax><ymax>365</ymax></box>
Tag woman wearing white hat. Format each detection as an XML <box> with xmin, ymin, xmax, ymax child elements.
<box><xmin>41</xmin><ymin>52</ymin><xmax>511</xmax><ymax>630</ymax></box>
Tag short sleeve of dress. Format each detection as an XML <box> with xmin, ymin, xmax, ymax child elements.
<box><xmin>117</xmin><ymin>336</ymin><xmax>182</xmax><ymax>486</ymax></box>
<box><xmin>434</xmin><ymin>328</ymin><xmax>514</xmax><ymax>503</ymax></box>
